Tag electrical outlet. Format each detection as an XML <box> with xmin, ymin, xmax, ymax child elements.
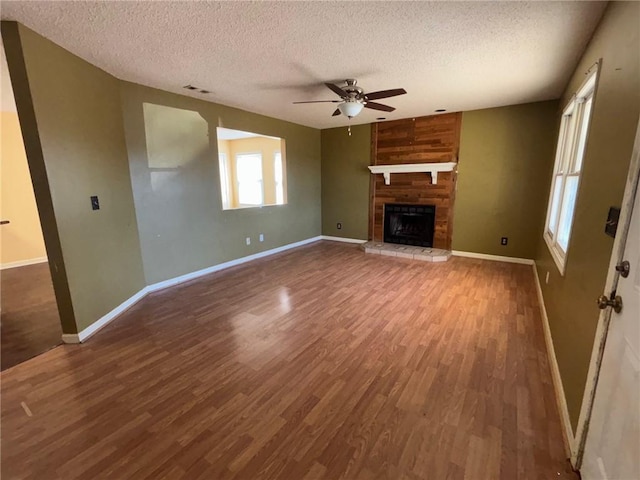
<box><xmin>337</xmin><ymin>222</ymin><xmax>342</xmax><ymax>230</ymax></box>
<box><xmin>245</xmin><ymin>237</ymin><xmax>251</xmax><ymax>245</ymax></box>
<box><xmin>259</xmin><ymin>233</ymin><xmax>264</xmax><ymax>242</ymax></box>
<box><xmin>545</xmin><ymin>271</ymin><xmax>550</xmax><ymax>284</ymax></box>
<box><xmin>500</xmin><ymin>237</ymin><xmax>508</xmax><ymax>246</ymax></box>
<box><xmin>90</xmin><ymin>195</ymin><xmax>100</xmax><ymax>210</ymax></box>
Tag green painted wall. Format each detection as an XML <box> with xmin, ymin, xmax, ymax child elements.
<box><xmin>320</xmin><ymin>105</ymin><xmax>559</xmax><ymax>252</ymax></box>
<box><xmin>453</xmin><ymin>101</ymin><xmax>559</xmax><ymax>258</ymax></box>
<box><xmin>321</xmin><ymin>125</ymin><xmax>371</xmax><ymax>240</ymax></box>
<box><xmin>535</xmin><ymin>1</ymin><xmax>640</xmax><ymax>431</ymax></box>
<box><xmin>3</xmin><ymin>22</ymin><xmax>321</xmax><ymax>332</ymax></box>
<box><xmin>3</xmin><ymin>23</ymin><xmax>146</xmax><ymax>332</ymax></box>
<box><xmin>120</xmin><ymin>82</ymin><xmax>321</xmax><ymax>284</ymax></box>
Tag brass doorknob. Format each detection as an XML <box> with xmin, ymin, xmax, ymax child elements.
<box><xmin>597</xmin><ymin>294</ymin><xmax>623</xmax><ymax>313</ymax></box>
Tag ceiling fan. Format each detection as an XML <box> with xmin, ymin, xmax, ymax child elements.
<box><xmin>293</xmin><ymin>79</ymin><xmax>407</xmax><ymax>118</ymax></box>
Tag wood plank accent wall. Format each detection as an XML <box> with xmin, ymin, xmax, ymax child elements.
<box><xmin>369</xmin><ymin>113</ymin><xmax>462</xmax><ymax>250</ymax></box>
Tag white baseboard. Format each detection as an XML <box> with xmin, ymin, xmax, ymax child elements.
<box><xmin>451</xmin><ymin>250</ymin><xmax>534</xmax><ymax>265</ymax></box>
<box><xmin>1</xmin><ymin>256</ymin><xmax>48</xmax><ymax>270</ymax></box>
<box><xmin>63</xmin><ymin>235</ymin><xmax>324</xmax><ymax>343</ymax></box>
<box><xmin>62</xmin><ymin>287</ymin><xmax>150</xmax><ymax>344</ymax></box>
<box><xmin>320</xmin><ymin>235</ymin><xmax>367</xmax><ymax>244</ymax></box>
<box><xmin>532</xmin><ymin>263</ymin><xmax>576</xmax><ymax>460</ymax></box>
<box><xmin>147</xmin><ymin>236</ymin><xmax>323</xmax><ymax>293</ymax></box>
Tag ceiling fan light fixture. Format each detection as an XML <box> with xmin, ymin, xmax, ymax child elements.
<box><xmin>338</xmin><ymin>101</ymin><xmax>364</xmax><ymax>118</ymax></box>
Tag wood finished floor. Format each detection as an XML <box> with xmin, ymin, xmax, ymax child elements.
<box><xmin>1</xmin><ymin>262</ymin><xmax>62</xmax><ymax>371</ymax></box>
<box><xmin>1</xmin><ymin>241</ymin><xmax>575</xmax><ymax>479</ymax></box>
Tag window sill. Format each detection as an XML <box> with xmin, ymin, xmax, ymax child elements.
<box><xmin>544</xmin><ymin>233</ymin><xmax>567</xmax><ymax>276</ymax></box>
<box><xmin>222</xmin><ymin>203</ymin><xmax>287</xmax><ymax>211</ymax></box>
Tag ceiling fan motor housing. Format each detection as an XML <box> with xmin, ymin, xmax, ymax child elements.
<box><xmin>343</xmin><ymin>79</ymin><xmax>364</xmax><ymax>99</ymax></box>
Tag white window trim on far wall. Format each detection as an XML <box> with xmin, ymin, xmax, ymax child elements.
<box><xmin>218</xmin><ymin>152</ymin><xmax>231</xmax><ymax>209</ymax></box>
<box><xmin>543</xmin><ymin>64</ymin><xmax>599</xmax><ymax>275</ymax></box>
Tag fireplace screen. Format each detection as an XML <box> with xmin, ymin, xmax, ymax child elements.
<box><xmin>383</xmin><ymin>204</ymin><xmax>436</xmax><ymax>247</ymax></box>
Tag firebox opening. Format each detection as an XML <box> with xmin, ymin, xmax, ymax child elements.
<box><xmin>383</xmin><ymin>204</ymin><xmax>436</xmax><ymax>248</ymax></box>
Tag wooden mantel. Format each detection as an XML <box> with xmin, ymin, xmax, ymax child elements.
<box><xmin>368</xmin><ymin>162</ymin><xmax>457</xmax><ymax>185</ymax></box>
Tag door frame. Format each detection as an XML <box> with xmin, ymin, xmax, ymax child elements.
<box><xmin>572</xmin><ymin>115</ymin><xmax>640</xmax><ymax>467</ymax></box>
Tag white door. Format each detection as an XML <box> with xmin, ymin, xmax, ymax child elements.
<box><xmin>581</xmin><ymin>139</ymin><xmax>640</xmax><ymax>478</ymax></box>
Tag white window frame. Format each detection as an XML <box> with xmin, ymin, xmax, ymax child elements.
<box><xmin>235</xmin><ymin>152</ymin><xmax>264</xmax><ymax>207</ymax></box>
<box><xmin>544</xmin><ymin>68</ymin><xmax>598</xmax><ymax>275</ymax></box>
<box><xmin>274</xmin><ymin>151</ymin><xmax>285</xmax><ymax>205</ymax></box>
<box><xmin>218</xmin><ymin>153</ymin><xmax>231</xmax><ymax>209</ymax></box>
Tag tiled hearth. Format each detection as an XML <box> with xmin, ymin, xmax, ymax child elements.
<box><xmin>362</xmin><ymin>241</ymin><xmax>451</xmax><ymax>262</ymax></box>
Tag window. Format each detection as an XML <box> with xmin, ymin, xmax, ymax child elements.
<box><xmin>544</xmin><ymin>68</ymin><xmax>597</xmax><ymax>274</ymax></box>
<box><xmin>274</xmin><ymin>152</ymin><xmax>284</xmax><ymax>205</ymax></box>
<box><xmin>216</xmin><ymin>127</ymin><xmax>287</xmax><ymax>210</ymax></box>
<box><xmin>218</xmin><ymin>153</ymin><xmax>231</xmax><ymax>209</ymax></box>
<box><xmin>236</xmin><ymin>153</ymin><xmax>263</xmax><ymax>206</ymax></box>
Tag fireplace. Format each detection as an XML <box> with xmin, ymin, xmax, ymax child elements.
<box><xmin>383</xmin><ymin>204</ymin><xmax>435</xmax><ymax>247</ymax></box>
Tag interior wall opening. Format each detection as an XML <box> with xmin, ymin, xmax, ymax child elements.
<box><xmin>1</xmin><ymin>39</ymin><xmax>63</xmax><ymax>370</ymax></box>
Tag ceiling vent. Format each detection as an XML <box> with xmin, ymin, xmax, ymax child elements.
<box><xmin>183</xmin><ymin>85</ymin><xmax>211</xmax><ymax>95</ymax></box>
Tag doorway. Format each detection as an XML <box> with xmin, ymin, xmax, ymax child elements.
<box><xmin>578</xmin><ymin>118</ymin><xmax>640</xmax><ymax>478</ymax></box>
<box><xmin>1</xmin><ymin>41</ymin><xmax>61</xmax><ymax>370</ymax></box>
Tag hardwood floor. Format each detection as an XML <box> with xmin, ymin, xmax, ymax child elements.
<box><xmin>0</xmin><ymin>241</ymin><xmax>576</xmax><ymax>479</ymax></box>
<box><xmin>1</xmin><ymin>262</ymin><xmax>62</xmax><ymax>371</ymax></box>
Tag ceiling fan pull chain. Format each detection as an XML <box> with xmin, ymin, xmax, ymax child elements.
<box><xmin>348</xmin><ymin>123</ymin><xmax>352</xmax><ymax>136</ymax></box>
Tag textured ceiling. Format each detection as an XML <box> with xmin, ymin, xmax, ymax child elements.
<box><xmin>1</xmin><ymin>1</ymin><xmax>606</xmax><ymax>129</ymax></box>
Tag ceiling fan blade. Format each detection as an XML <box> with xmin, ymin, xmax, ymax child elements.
<box><xmin>332</xmin><ymin>108</ymin><xmax>341</xmax><ymax>117</ymax></box>
<box><xmin>293</xmin><ymin>100</ymin><xmax>341</xmax><ymax>104</ymax></box>
<box><xmin>365</xmin><ymin>88</ymin><xmax>407</xmax><ymax>101</ymax></box>
<box><xmin>325</xmin><ymin>82</ymin><xmax>347</xmax><ymax>98</ymax></box>
<box><xmin>365</xmin><ymin>101</ymin><xmax>395</xmax><ymax>112</ymax></box>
